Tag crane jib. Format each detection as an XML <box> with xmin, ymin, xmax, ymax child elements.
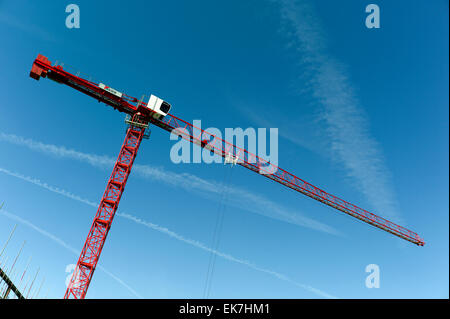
<box><xmin>151</xmin><ymin>113</ymin><xmax>424</xmax><ymax>246</ymax></box>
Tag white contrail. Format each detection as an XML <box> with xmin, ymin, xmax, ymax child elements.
<box><xmin>0</xmin><ymin>132</ymin><xmax>115</xmax><ymax>169</ymax></box>
<box><xmin>277</xmin><ymin>0</ymin><xmax>401</xmax><ymax>223</ymax></box>
<box><xmin>119</xmin><ymin>213</ymin><xmax>336</xmax><ymax>299</ymax></box>
<box><xmin>0</xmin><ymin>209</ymin><xmax>142</xmax><ymax>299</ymax></box>
<box><xmin>0</xmin><ymin>132</ymin><xmax>340</xmax><ymax>235</ymax></box>
<box><xmin>0</xmin><ymin>167</ymin><xmax>337</xmax><ymax>298</ymax></box>
<box><xmin>0</xmin><ymin>168</ymin><xmax>96</xmax><ymax>207</ymax></box>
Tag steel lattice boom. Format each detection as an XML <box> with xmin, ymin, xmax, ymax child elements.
<box><xmin>29</xmin><ymin>54</ymin><xmax>424</xmax><ymax>298</ymax></box>
<box><xmin>63</xmin><ymin>123</ymin><xmax>146</xmax><ymax>299</ymax></box>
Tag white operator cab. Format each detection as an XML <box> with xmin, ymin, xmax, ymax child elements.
<box><xmin>146</xmin><ymin>94</ymin><xmax>171</xmax><ymax>120</ymax></box>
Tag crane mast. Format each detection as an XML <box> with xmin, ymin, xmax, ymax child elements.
<box><xmin>29</xmin><ymin>54</ymin><xmax>425</xmax><ymax>299</ymax></box>
<box><xmin>63</xmin><ymin>120</ymin><xmax>147</xmax><ymax>299</ymax></box>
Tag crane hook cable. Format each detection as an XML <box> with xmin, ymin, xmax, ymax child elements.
<box><xmin>203</xmin><ymin>165</ymin><xmax>234</xmax><ymax>298</ymax></box>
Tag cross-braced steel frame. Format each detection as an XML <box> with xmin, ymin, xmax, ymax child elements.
<box><xmin>64</xmin><ymin>124</ymin><xmax>146</xmax><ymax>299</ymax></box>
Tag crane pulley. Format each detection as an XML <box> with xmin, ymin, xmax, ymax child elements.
<box><xmin>29</xmin><ymin>54</ymin><xmax>425</xmax><ymax>299</ymax></box>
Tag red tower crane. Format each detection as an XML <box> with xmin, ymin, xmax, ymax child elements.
<box><xmin>29</xmin><ymin>54</ymin><xmax>425</xmax><ymax>299</ymax></box>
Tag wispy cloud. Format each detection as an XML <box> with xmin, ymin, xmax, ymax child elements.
<box><xmin>238</xmin><ymin>105</ymin><xmax>327</xmax><ymax>156</ymax></box>
<box><xmin>0</xmin><ymin>132</ymin><xmax>341</xmax><ymax>235</ymax></box>
<box><xmin>0</xmin><ymin>11</ymin><xmax>57</xmax><ymax>42</ymax></box>
<box><xmin>277</xmin><ymin>0</ymin><xmax>401</xmax><ymax>222</ymax></box>
<box><xmin>0</xmin><ymin>167</ymin><xmax>336</xmax><ymax>298</ymax></box>
<box><xmin>0</xmin><ymin>132</ymin><xmax>114</xmax><ymax>169</ymax></box>
<box><xmin>120</xmin><ymin>213</ymin><xmax>337</xmax><ymax>299</ymax></box>
<box><xmin>0</xmin><ymin>208</ymin><xmax>142</xmax><ymax>298</ymax></box>
<box><xmin>0</xmin><ymin>167</ymin><xmax>96</xmax><ymax>207</ymax></box>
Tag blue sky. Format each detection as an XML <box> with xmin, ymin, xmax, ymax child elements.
<box><xmin>0</xmin><ymin>0</ymin><xmax>448</xmax><ymax>299</ymax></box>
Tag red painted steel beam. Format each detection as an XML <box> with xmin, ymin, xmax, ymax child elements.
<box><xmin>150</xmin><ymin>116</ymin><xmax>425</xmax><ymax>246</ymax></box>
<box><xmin>64</xmin><ymin>125</ymin><xmax>146</xmax><ymax>299</ymax></box>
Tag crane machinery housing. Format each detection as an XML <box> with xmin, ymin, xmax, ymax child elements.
<box><xmin>29</xmin><ymin>54</ymin><xmax>425</xmax><ymax>299</ymax></box>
